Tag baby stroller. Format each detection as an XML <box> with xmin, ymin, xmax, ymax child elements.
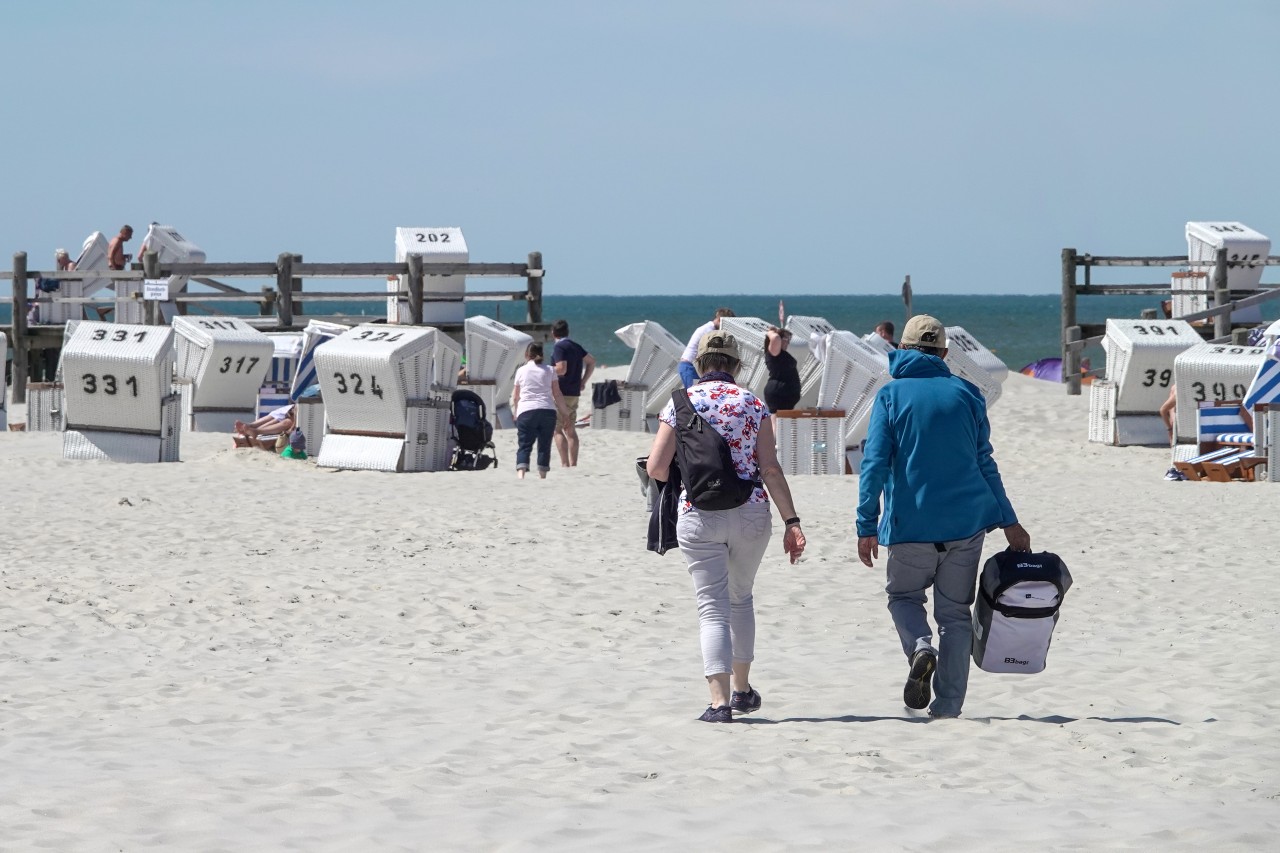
<box><xmin>450</xmin><ymin>389</ymin><xmax>497</xmax><ymax>470</ymax></box>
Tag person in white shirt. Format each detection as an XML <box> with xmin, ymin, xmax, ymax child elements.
<box><xmin>510</xmin><ymin>342</ymin><xmax>570</xmax><ymax>479</ymax></box>
<box><xmin>678</xmin><ymin>307</ymin><xmax>735</xmax><ymax>388</ymax></box>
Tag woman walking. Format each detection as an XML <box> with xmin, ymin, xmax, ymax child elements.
<box><xmin>762</xmin><ymin>326</ymin><xmax>802</xmax><ymax>413</ymax></box>
<box><xmin>646</xmin><ymin>330</ymin><xmax>807</xmax><ymax>722</ymax></box>
<box><xmin>511</xmin><ymin>342</ymin><xmax>569</xmax><ymax>479</ymax></box>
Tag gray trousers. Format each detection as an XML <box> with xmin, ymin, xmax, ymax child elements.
<box><xmin>884</xmin><ymin>532</ymin><xmax>985</xmax><ymax>717</ymax></box>
<box><xmin>676</xmin><ymin>502</ymin><xmax>773</xmax><ymax>676</ymax></box>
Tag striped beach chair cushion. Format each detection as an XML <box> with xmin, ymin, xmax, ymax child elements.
<box><xmin>1197</xmin><ymin>403</ymin><xmax>1249</xmax><ymax>445</ymax></box>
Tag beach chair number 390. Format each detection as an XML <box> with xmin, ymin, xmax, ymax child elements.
<box><xmin>332</xmin><ymin>372</ymin><xmax>384</xmax><ymax>398</ymax></box>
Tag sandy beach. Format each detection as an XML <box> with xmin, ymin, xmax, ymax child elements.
<box><xmin>1</xmin><ymin>368</ymin><xmax>1277</xmax><ymax>851</ymax></box>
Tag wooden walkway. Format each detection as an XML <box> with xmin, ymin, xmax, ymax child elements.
<box><xmin>3</xmin><ymin>251</ymin><xmax>548</xmax><ymax>404</ymax></box>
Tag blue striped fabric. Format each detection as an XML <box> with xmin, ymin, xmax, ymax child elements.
<box><xmin>289</xmin><ymin>327</ymin><xmax>341</xmax><ymax>400</ymax></box>
<box><xmin>1243</xmin><ymin>358</ymin><xmax>1280</xmax><ymax>411</ymax></box>
<box><xmin>258</xmin><ymin>387</ymin><xmax>290</xmax><ymax>419</ymax></box>
<box><xmin>1198</xmin><ymin>405</ymin><xmax>1248</xmax><ymax>440</ymax></box>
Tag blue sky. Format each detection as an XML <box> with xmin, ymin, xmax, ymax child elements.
<box><xmin>3</xmin><ymin>0</ymin><xmax>1277</xmax><ymax>296</ymax></box>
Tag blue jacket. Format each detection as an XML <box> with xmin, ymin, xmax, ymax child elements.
<box><xmin>856</xmin><ymin>349</ymin><xmax>1017</xmax><ymax>545</ymax></box>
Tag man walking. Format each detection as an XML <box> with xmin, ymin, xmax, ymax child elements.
<box><xmin>678</xmin><ymin>307</ymin><xmax>735</xmax><ymax>388</ymax></box>
<box><xmin>107</xmin><ymin>225</ymin><xmax>133</xmax><ymax>270</ymax></box>
<box><xmin>551</xmin><ymin>319</ymin><xmax>595</xmax><ymax>467</ymax></box>
<box><xmin>856</xmin><ymin>314</ymin><xmax>1031</xmax><ymax>718</ymax></box>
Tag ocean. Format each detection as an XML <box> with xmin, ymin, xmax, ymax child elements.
<box><xmin>7</xmin><ymin>293</ymin><xmax>1276</xmax><ymax>372</ymax></box>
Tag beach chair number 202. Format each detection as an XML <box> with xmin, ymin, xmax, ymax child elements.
<box><xmin>332</xmin><ymin>372</ymin><xmax>384</xmax><ymax>398</ymax></box>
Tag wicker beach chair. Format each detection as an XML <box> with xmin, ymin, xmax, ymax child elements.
<box><xmin>614</xmin><ymin>320</ymin><xmax>685</xmax><ymax>424</ymax></box>
<box><xmin>816</xmin><ymin>330</ymin><xmax>891</xmax><ymax>459</ymax></box>
<box><xmin>718</xmin><ymin>317</ymin><xmax>775</xmax><ymax>400</ymax></box>
<box><xmin>784</xmin><ymin>315</ymin><xmax>835</xmax><ymax>409</ymax></box>
<box><xmin>313</xmin><ymin>324</ymin><xmax>461</xmax><ymax>472</ymax></box>
<box><xmin>117</xmin><ymin>224</ymin><xmax>205</xmax><ymax>325</ymax></box>
<box><xmin>59</xmin><ymin>321</ymin><xmax>180</xmax><ymax>463</ymax></box>
<box><xmin>1171</xmin><ymin>341</ymin><xmax>1268</xmax><ymax>455</ymax></box>
<box><xmin>464</xmin><ymin>316</ymin><xmax>532</xmax><ymax>428</ymax></box>
<box><xmin>390</xmin><ymin>227</ymin><xmax>468</xmax><ymax>325</ymax></box>
<box><xmin>1092</xmin><ymin>319</ymin><xmax>1199</xmax><ymax>447</ymax></box>
<box><xmin>945</xmin><ymin>326</ymin><xmax>1009</xmax><ymax>387</ymax></box>
<box><xmin>172</xmin><ymin>317</ymin><xmax>274</xmax><ymax>432</ymax></box>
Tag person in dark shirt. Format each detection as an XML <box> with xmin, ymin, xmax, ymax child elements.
<box><xmin>762</xmin><ymin>326</ymin><xmax>802</xmax><ymax>413</ymax></box>
<box><xmin>550</xmin><ymin>319</ymin><xmax>595</xmax><ymax>467</ymax></box>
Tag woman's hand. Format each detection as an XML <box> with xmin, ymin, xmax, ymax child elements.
<box><xmin>783</xmin><ymin>524</ymin><xmax>805</xmax><ymax>564</ymax></box>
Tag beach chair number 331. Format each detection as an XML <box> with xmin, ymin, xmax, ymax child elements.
<box><xmin>81</xmin><ymin>328</ymin><xmax>151</xmax><ymax>396</ymax></box>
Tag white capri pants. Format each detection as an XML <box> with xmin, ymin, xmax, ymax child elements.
<box><xmin>676</xmin><ymin>502</ymin><xmax>773</xmax><ymax>676</ymax></box>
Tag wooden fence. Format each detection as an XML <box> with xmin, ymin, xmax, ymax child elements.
<box><xmin>2</xmin><ymin>250</ymin><xmax>546</xmax><ymax>404</ymax></box>
<box><xmin>1060</xmin><ymin>247</ymin><xmax>1280</xmax><ymax>395</ymax></box>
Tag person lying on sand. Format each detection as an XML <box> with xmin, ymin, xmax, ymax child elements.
<box><xmin>234</xmin><ymin>405</ymin><xmax>295</xmax><ymax>449</ymax></box>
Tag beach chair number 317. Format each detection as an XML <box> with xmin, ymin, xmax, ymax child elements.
<box><xmin>332</xmin><ymin>372</ymin><xmax>384</xmax><ymax>398</ymax></box>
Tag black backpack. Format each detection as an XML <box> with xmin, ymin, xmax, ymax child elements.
<box><xmin>670</xmin><ymin>389</ymin><xmax>759</xmax><ymax>510</ymax></box>
<box><xmin>450</xmin><ymin>389</ymin><xmax>497</xmax><ymax>471</ymax></box>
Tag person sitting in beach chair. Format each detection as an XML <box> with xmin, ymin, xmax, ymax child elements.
<box><xmin>234</xmin><ymin>404</ymin><xmax>296</xmax><ymax>450</ymax></box>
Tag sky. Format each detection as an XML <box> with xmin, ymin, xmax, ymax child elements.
<box><xmin>3</xmin><ymin>0</ymin><xmax>1278</xmax><ymax>297</ymax></box>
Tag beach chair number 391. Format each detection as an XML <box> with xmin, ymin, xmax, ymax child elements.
<box><xmin>332</xmin><ymin>372</ymin><xmax>384</xmax><ymax>399</ymax></box>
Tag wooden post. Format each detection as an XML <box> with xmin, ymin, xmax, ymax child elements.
<box><xmin>142</xmin><ymin>250</ymin><xmax>160</xmax><ymax>325</ymax></box>
<box><xmin>1231</xmin><ymin>328</ymin><xmax>1251</xmax><ymax>346</ymax></box>
<box><xmin>276</xmin><ymin>253</ymin><xmax>294</xmax><ymax>329</ymax></box>
<box><xmin>1065</xmin><ymin>325</ymin><xmax>1082</xmax><ymax>396</ymax></box>
<box><xmin>406</xmin><ymin>253</ymin><xmax>424</xmax><ymax>325</ymax></box>
<box><xmin>902</xmin><ymin>275</ymin><xmax>913</xmax><ymax>321</ymax></box>
<box><xmin>1061</xmin><ymin>248</ymin><xmax>1078</xmax><ymax>394</ymax></box>
<box><xmin>292</xmin><ymin>253</ymin><xmax>304</xmax><ymax>317</ymax></box>
<box><xmin>526</xmin><ymin>251</ymin><xmax>543</xmax><ymax>324</ymax></box>
<box><xmin>11</xmin><ymin>252</ymin><xmax>28</xmax><ymax>404</ymax></box>
<box><xmin>1140</xmin><ymin>308</ymin><xmax>1157</xmax><ymax>320</ymax></box>
<box><xmin>259</xmin><ymin>285</ymin><xmax>274</xmax><ymax>316</ymax></box>
<box><xmin>1212</xmin><ymin>247</ymin><xmax>1230</xmax><ymax>339</ymax></box>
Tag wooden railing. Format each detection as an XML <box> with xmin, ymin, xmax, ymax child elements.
<box><xmin>1060</xmin><ymin>247</ymin><xmax>1280</xmax><ymax>395</ymax></box>
<box><xmin>3</xmin><ymin>250</ymin><xmax>545</xmax><ymax>404</ymax></box>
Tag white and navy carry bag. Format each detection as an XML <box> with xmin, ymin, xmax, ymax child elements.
<box><xmin>972</xmin><ymin>550</ymin><xmax>1073</xmax><ymax>674</ymax></box>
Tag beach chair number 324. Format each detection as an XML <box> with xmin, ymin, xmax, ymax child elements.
<box><xmin>332</xmin><ymin>372</ymin><xmax>384</xmax><ymax>398</ymax></box>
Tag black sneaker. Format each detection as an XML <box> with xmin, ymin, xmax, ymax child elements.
<box><xmin>904</xmin><ymin>648</ymin><xmax>937</xmax><ymax>710</ymax></box>
<box><xmin>730</xmin><ymin>687</ymin><xmax>762</xmax><ymax>715</ymax></box>
<box><xmin>697</xmin><ymin>705</ymin><xmax>734</xmax><ymax>723</ymax></box>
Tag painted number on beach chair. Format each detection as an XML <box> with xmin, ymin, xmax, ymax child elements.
<box><xmin>354</xmin><ymin>331</ymin><xmax>404</xmax><ymax>343</ymax></box>
<box><xmin>1141</xmin><ymin>369</ymin><xmax>1173</xmax><ymax>388</ymax></box>
<box><xmin>90</xmin><ymin>329</ymin><xmax>147</xmax><ymax>343</ymax></box>
<box><xmin>1207</xmin><ymin>346</ymin><xmax>1258</xmax><ymax>356</ymax></box>
<box><xmin>414</xmin><ymin>232</ymin><xmax>451</xmax><ymax>243</ymax></box>
<box><xmin>332</xmin><ymin>372</ymin><xmax>385</xmax><ymax>399</ymax></box>
<box><xmin>950</xmin><ymin>333</ymin><xmax>980</xmax><ymax>353</ymax></box>
<box><xmin>81</xmin><ymin>373</ymin><xmax>139</xmax><ymax>396</ymax></box>
<box><xmin>1131</xmin><ymin>325</ymin><xmax>1184</xmax><ymax>336</ymax></box>
<box><xmin>219</xmin><ymin>356</ymin><xmax>261</xmax><ymax>374</ymax></box>
<box><xmin>1191</xmin><ymin>381</ymin><xmax>1248</xmax><ymax>402</ymax></box>
<box><xmin>199</xmin><ymin>320</ymin><xmax>242</xmax><ymax>331</ymax></box>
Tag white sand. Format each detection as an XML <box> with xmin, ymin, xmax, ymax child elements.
<box><xmin>1</xmin><ymin>370</ymin><xmax>1277</xmax><ymax>851</ymax></box>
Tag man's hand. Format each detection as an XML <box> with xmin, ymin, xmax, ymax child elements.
<box><xmin>858</xmin><ymin>535</ymin><xmax>879</xmax><ymax>567</ymax></box>
<box><xmin>1003</xmin><ymin>523</ymin><xmax>1031</xmax><ymax>552</ymax></box>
